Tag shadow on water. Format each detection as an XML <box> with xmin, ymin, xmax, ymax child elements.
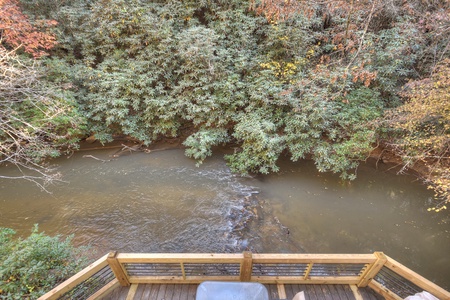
<box><xmin>0</xmin><ymin>148</ymin><xmax>449</xmax><ymax>289</ymax></box>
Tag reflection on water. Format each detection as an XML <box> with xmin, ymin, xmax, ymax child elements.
<box><xmin>0</xmin><ymin>148</ymin><xmax>449</xmax><ymax>289</ymax></box>
<box><xmin>250</xmin><ymin>158</ymin><xmax>450</xmax><ymax>290</ymax></box>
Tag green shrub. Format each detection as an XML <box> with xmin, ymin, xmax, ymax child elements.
<box><xmin>0</xmin><ymin>225</ymin><xmax>89</xmax><ymax>300</ymax></box>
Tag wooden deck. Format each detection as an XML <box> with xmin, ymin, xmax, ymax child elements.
<box><xmin>104</xmin><ymin>283</ymin><xmax>385</xmax><ymax>300</ymax></box>
<box><xmin>38</xmin><ymin>252</ymin><xmax>450</xmax><ymax>300</ymax></box>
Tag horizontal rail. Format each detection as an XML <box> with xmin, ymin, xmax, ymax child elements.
<box><xmin>116</xmin><ymin>252</ymin><xmax>375</xmax><ymax>284</ymax></box>
<box><xmin>252</xmin><ymin>253</ymin><xmax>377</xmax><ymax>264</ymax></box>
<box><xmin>38</xmin><ymin>251</ymin><xmax>450</xmax><ymax>300</ymax></box>
<box><xmin>371</xmin><ymin>256</ymin><xmax>450</xmax><ymax>300</ymax></box>
<box><xmin>116</xmin><ymin>252</ymin><xmax>244</xmax><ymax>264</ymax></box>
<box><xmin>115</xmin><ymin>253</ymin><xmax>377</xmax><ymax>264</ymax></box>
<box><xmin>37</xmin><ymin>254</ymin><xmax>110</xmax><ymax>300</ymax></box>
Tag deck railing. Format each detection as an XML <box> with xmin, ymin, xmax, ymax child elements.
<box><xmin>38</xmin><ymin>251</ymin><xmax>450</xmax><ymax>300</ymax></box>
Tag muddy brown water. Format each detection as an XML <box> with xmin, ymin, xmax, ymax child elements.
<box><xmin>0</xmin><ymin>147</ymin><xmax>449</xmax><ymax>289</ymax></box>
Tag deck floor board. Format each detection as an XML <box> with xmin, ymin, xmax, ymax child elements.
<box><xmin>165</xmin><ymin>283</ymin><xmax>175</xmax><ymax>300</ymax></box>
<box><xmin>102</xmin><ymin>283</ymin><xmax>385</xmax><ymax>300</ymax></box>
<box><xmin>330</xmin><ymin>283</ymin><xmax>349</xmax><ymax>300</ymax></box>
<box><xmin>133</xmin><ymin>284</ymin><xmax>146</xmax><ymax>300</ymax></box>
<box><xmin>324</xmin><ymin>285</ymin><xmax>343</xmax><ymax>300</ymax></box>
<box><xmin>170</xmin><ymin>283</ymin><xmax>182</xmax><ymax>300</ymax></box>
<box><xmin>156</xmin><ymin>284</ymin><xmax>167</xmax><ymax>300</ymax></box>
<box><xmin>283</xmin><ymin>283</ymin><xmax>295</xmax><ymax>299</ymax></box>
<box><xmin>139</xmin><ymin>284</ymin><xmax>152</xmax><ymax>300</ymax></box>
<box><xmin>179</xmin><ymin>284</ymin><xmax>190</xmax><ymax>300</ymax></box>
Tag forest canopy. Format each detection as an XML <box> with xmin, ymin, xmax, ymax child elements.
<box><xmin>1</xmin><ymin>0</ymin><xmax>449</xmax><ymax>209</ymax></box>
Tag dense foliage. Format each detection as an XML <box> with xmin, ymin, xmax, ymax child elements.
<box><xmin>1</xmin><ymin>0</ymin><xmax>449</xmax><ymax>207</ymax></box>
<box><xmin>0</xmin><ymin>225</ymin><xmax>88</xmax><ymax>299</ymax></box>
<box><xmin>385</xmin><ymin>59</ymin><xmax>450</xmax><ymax>211</ymax></box>
<box><xmin>50</xmin><ymin>0</ymin><xmax>388</xmax><ymax>179</ymax></box>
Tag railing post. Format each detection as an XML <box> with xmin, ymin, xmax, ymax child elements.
<box><xmin>357</xmin><ymin>252</ymin><xmax>387</xmax><ymax>287</ymax></box>
<box><xmin>240</xmin><ymin>251</ymin><xmax>253</xmax><ymax>282</ymax></box>
<box><xmin>107</xmin><ymin>251</ymin><xmax>130</xmax><ymax>286</ymax></box>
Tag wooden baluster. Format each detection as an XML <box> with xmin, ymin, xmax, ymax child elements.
<box><xmin>180</xmin><ymin>262</ymin><xmax>186</xmax><ymax>280</ymax></box>
<box><xmin>303</xmin><ymin>263</ymin><xmax>313</xmax><ymax>280</ymax></box>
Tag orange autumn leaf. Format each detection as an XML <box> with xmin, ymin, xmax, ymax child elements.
<box><xmin>0</xmin><ymin>0</ymin><xmax>57</xmax><ymax>57</ymax></box>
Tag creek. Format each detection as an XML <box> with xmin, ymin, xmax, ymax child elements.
<box><xmin>0</xmin><ymin>146</ymin><xmax>449</xmax><ymax>289</ymax></box>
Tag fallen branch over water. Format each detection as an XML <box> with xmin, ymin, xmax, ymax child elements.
<box><xmin>82</xmin><ymin>155</ymin><xmax>112</xmax><ymax>162</ymax></box>
<box><xmin>77</xmin><ymin>145</ymin><xmax>124</xmax><ymax>151</ymax></box>
<box><xmin>144</xmin><ymin>147</ymin><xmax>181</xmax><ymax>153</ymax></box>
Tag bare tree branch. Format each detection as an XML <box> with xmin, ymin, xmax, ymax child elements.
<box><xmin>0</xmin><ymin>46</ymin><xmax>81</xmax><ymax>191</ymax></box>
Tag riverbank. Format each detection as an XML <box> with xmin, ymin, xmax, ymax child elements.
<box><xmin>78</xmin><ymin>136</ymin><xmax>431</xmax><ymax>191</ymax></box>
